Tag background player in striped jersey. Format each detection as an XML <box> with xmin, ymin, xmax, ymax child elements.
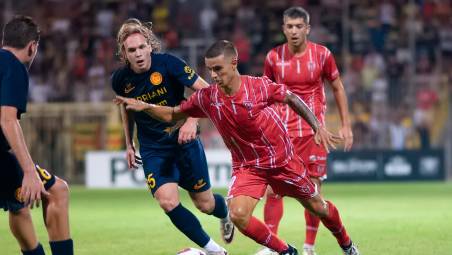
<box><xmin>115</xmin><ymin>40</ymin><xmax>359</xmax><ymax>255</ymax></box>
<box><xmin>259</xmin><ymin>7</ymin><xmax>354</xmax><ymax>255</ymax></box>
<box><xmin>1</xmin><ymin>15</ymin><xmax>73</xmax><ymax>255</ymax></box>
<box><xmin>112</xmin><ymin>19</ymin><xmax>232</xmax><ymax>255</ymax></box>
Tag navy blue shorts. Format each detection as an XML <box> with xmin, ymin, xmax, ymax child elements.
<box><xmin>0</xmin><ymin>150</ymin><xmax>56</xmax><ymax>212</ymax></box>
<box><xmin>140</xmin><ymin>138</ymin><xmax>211</xmax><ymax>195</ymax></box>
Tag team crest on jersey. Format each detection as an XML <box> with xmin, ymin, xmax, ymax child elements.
<box><xmin>307</xmin><ymin>61</ymin><xmax>316</xmax><ymax>72</ymax></box>
<box><xmin>150</xmin><ymin>72</ymin><xmax>163</xmax><ymax>86</ymax></box>
<box><xmin>124</xmin><ymin>83</ymin><xmax>135</xmax><ymax>94</ymax></box>
<box><xmin>243</xmin><ymin>100</ymin><xmax>253</xmax><ymax>111</ymax></box>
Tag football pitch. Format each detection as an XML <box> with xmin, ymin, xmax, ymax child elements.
<box><xmin>1</xmin><ymin>182</ymin><xmax>452</xmax><ymax>255</ymax></box>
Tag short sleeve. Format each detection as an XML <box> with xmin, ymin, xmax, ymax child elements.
<box><xmin>0</xmin><ymin>64</ymin><xmax>28</xmax><ymax>117</ymax></box>
<box><xmin>263</xmin><ymin>51</ymin><xmax>275</xmax><ymax>82</ymax></box>
<box><xmin>179</xmin><ymin>90</ymin><xmax>208</xmax><ymax>118</ymax></box>
<box><xmin>111</xmin><ymin>70</ymin><xmax>124</xmax><ymax>96</ymax></box>
<box><xmin>166</xmin><ymin>54</ymin><xmax>199</xmax><ymax>87</ymax></box>
<box><xmin>322</xmin><ymin>50</ymin><xmax>340</xmax><ymax>82</ymax></box>
<box><xmin>261</xmin><ymin>76</ymin><xmax>287</xmax><ymax>105</ymax></box>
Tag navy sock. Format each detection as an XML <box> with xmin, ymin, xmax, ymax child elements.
<box><xmin>166</xmin><ymin>203</ymin><xmax>210</xmax><ymax>247</ymax></box>
<box><xmin>50</xmin><ymin>239</ymin><xmax>73</xmax><ymax>255</ymax></box>
<box><xmin>210</xmin><ymin>194</ymin><xmax>228</xmax><ymax>219</ymax></box>
<box><xmin>22</xmin><ymin>243</ymin><xmax>45</xmax><ymax>255</ymax></box>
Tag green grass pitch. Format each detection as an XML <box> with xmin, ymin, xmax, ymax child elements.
<box><xmin>1</xmin><ymin>182</ymin><xmax>452</xmax><ymax>254</ymax></box>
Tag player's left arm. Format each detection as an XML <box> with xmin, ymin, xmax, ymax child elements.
<box><xmin>283</xmin><ymin>91</ymin><xmax>341</xmax><ymax>152</ymax></box>
<box><xmin>328</xmin><ymin>77</ymin><xmax>353</xmax><ymax>151</ymax></box>
<box><xmin>178</xmin><ymin>76</ymin><xmax>209</xmax><ymax>144</ymax></box>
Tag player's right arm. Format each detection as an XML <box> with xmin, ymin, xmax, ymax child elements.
<box><xmin>118</xmin><ymin>103</ymin><xmax>141</xmax><ymax>169</ymax></box>
<box><xmin>111</xmin><ymin>70</ymin><xmax>142</xmax><ymax>169</ymax></box>
<box><xmin>0</xmin><ymin>106</ymin><xmax>48</xmax><ymax>207</ymax></box>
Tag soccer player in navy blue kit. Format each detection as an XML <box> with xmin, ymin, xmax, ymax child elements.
<box><xmin>0</xmin><ymin>16</ymin><xmax>74</xmax><ymax>255</ymax></box>
<box><xmin>112</xmin><ymin>19</ymin><xmax>233</xmax><ymax>255</ymax></box>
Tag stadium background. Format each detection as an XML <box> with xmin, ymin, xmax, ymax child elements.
<box><xmin>1</xmin><ymin>0</ymin><xmax>452</xmax><ymax>254</ymax></box>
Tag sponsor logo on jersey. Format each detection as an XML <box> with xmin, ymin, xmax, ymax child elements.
<box><xmin>193</xmin><ymin>179</ymin><xmax>207</xmax><ymax>190</ymax></box>
<box><xmin>184</xmin><ymin>65</ymin><xmax>195</xmax><ymax>80</ymax></box>
<box><xmin>150</xmin><ymin>72</ymin><xmax>163</xmax><ymax>85</ymax></box>
<box><xmin>124</xmin><ymin>83</ymin><xmax>135</xmax><ymax>94</ymax></box>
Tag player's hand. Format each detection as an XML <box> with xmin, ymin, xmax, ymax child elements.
<box><xmin>126</xmin><ymin>145</ymin><xmax>142</xmax><ymax>169</ymax></box>
<box><xmin>314</xmin><ymin>126</ymin><xmax>342</xmax><ymax>153</ymax></box>
<box><xmin>114</xmin><ymin>96</ymin><xmax>150</xmax><ymax>112</ymax></box>
<box><xmin>338</xmin><ymin>125</ymin><xmax>353</xmax><ymax>151</ymax></box>
<box><xmin>178</xmin><ymin>118</ymin><xmax>198</xmax><ymax>144</ymax></box>
<box><xmin>20</xmin><ymin>170</ymin><xmax>49</xmax><ymax>209</ymax></box>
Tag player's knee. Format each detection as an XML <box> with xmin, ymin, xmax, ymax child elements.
<box><xmin>48</xmin><ymin>178</ymin><xmax>70</xmax><ymax>206</ymax></box>
<box><xmin>229</xmin><ymin>206</ymin><xmax>251</xmax><ymax>229</ymax></box>
<box><xmin>158</xmin><ymin>198</ymin><xmax>180</xmax><ymax>212</ymax></box>
<box><xmin>194</xmin><ymin>199</ymin><xmax>214</xmax><ymax>214</ymax></box>
<box><xmin>310</xmin><ymin>201</ymin><xmax>329</xmax><ymax>218</ymax></box>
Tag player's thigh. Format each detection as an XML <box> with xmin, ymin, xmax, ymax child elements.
<box><xmin>176</xmin><ymin>139</ymin><xmax>211</xmax><ymax>194</ymax></box>
<box><xmin>43</xmin><ymin>176</ymin><xmax>69</xmax><ymax>205</ymax></box>
<box><xmin>268</xmin><ymin>157</ymin><xmax>318</xmax><ymax>201</ymax></box>
<box><xmin>142</xmin><ymin>153</ymin><xmax>179</xmax><ymax>196</ymax></box>
<box><xmin>293</xmin><ymin>136</ymin><xmax>328</xmax><ymax>180</ymax></box>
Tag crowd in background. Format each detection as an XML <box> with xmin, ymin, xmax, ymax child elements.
<box><xmin>1</xmin><ymin>0</ymin><xmax>451</xmax><ymax>150</ymax></box>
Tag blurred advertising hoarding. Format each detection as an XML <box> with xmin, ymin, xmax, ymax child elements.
<box><xmin>85</xmin><ymin>149</ymin><xmax>444</xmax><ymax>188</ymax></box>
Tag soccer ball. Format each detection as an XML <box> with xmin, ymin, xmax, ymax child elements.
<box><xmin>176</xmin><ymin>247</ymin><xmax>206</xmax><ymax>255</ymax></box>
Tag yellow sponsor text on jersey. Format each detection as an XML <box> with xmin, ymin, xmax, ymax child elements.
<box><xmin>150</xmin><ymin>72</ymin><xmax>163</xmax><ymax>85</ymax></box>
<box><xmin>136</xmin><ymin>87</ymin><xmax>168</xmax><ymax>102</ymax></box>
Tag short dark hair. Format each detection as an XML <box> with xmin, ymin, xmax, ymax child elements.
<box><xmin>2</xmin><ymin>15</ymin><xmax>40</xmax><ymax>49</ymax></box>
<box><xmin>205</xmin><ymin>40</ymin><xmax>238</xmax><ymax>59</ymax></box>
<box><xmin>283</xmin><ymin>6</ymin><xmax>310</xmax><ymax>24</ymax></box>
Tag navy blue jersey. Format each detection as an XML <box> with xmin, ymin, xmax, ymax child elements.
<box><xmin>0</xmin><ymin>49</ymin><xmax>29</xmax><ymax>151</ymax></box>
<box><xmin>112</xmin><ymin>52</ymin><xmax>199</xmax><ymax>149</ymax></box>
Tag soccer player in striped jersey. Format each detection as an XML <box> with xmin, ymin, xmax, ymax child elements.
<box><xmin>260</xmin><ymin>7</ymin><xmax>354</xmax><ymax>255</ymax></box>
<box><xmin>115</xmin><ymin>40</ymin><xmax>359</xmax><ymax>255</ymax></box>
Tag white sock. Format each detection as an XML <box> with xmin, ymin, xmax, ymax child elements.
<box><xmin>204</xmin><ymin>238</ymin><xmax>223</xmax><ymax>252</ymax></box>
<box><xmin>303</xmin><ymin>244</ymin><xmax>315</xmax><ymax>250</ymax></box>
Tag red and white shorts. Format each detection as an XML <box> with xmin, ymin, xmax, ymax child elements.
<box><xmin>293</xmin><ymin>135</ymin><xmax>328</xmax><ymax>180</ymax></box>
<box><xmin>227</xmin><ymin>157</ymin><xmax>318</xmax><ymax>200</ymax></box>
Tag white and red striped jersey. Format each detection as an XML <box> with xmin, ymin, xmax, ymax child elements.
<box><xmin>264</xmin><ymin>41</ymin><xmax>339</xmax><ymax>138</ymax></box>
<box><xmin>180</xmin><ymin>75</ymin><xmax>293</xmax><ymax>169</ymax></box>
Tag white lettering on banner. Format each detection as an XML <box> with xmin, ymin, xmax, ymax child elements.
<box><xmin>85</xmin><ymin>150</ymin><xmax>232</xmax><ymax>188</ymax></box>
<box><xmin>331</xmin><ymin>158</ymin><xmax>378</xmax><ymax>175</ymax></box>
<box><xmin>384</xmin><ymin>156</ymin><xmax>412</xmax><ymax>176</ymax></box>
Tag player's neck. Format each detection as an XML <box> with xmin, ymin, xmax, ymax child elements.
<box><xmin>222</xmin><ymin>73</ymin><xmax>241</xmax><ymax>96</ymax></box>
<box><xmin>288</xmin><ymin>41</ymin><xmax>308</xmax><ymax>56</ymax></box>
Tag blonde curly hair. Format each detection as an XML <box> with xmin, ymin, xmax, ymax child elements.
<box><xmin>116</xmin><ymin>18</ymin><xmax>161</xmax><ymax>64</ymax></box>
